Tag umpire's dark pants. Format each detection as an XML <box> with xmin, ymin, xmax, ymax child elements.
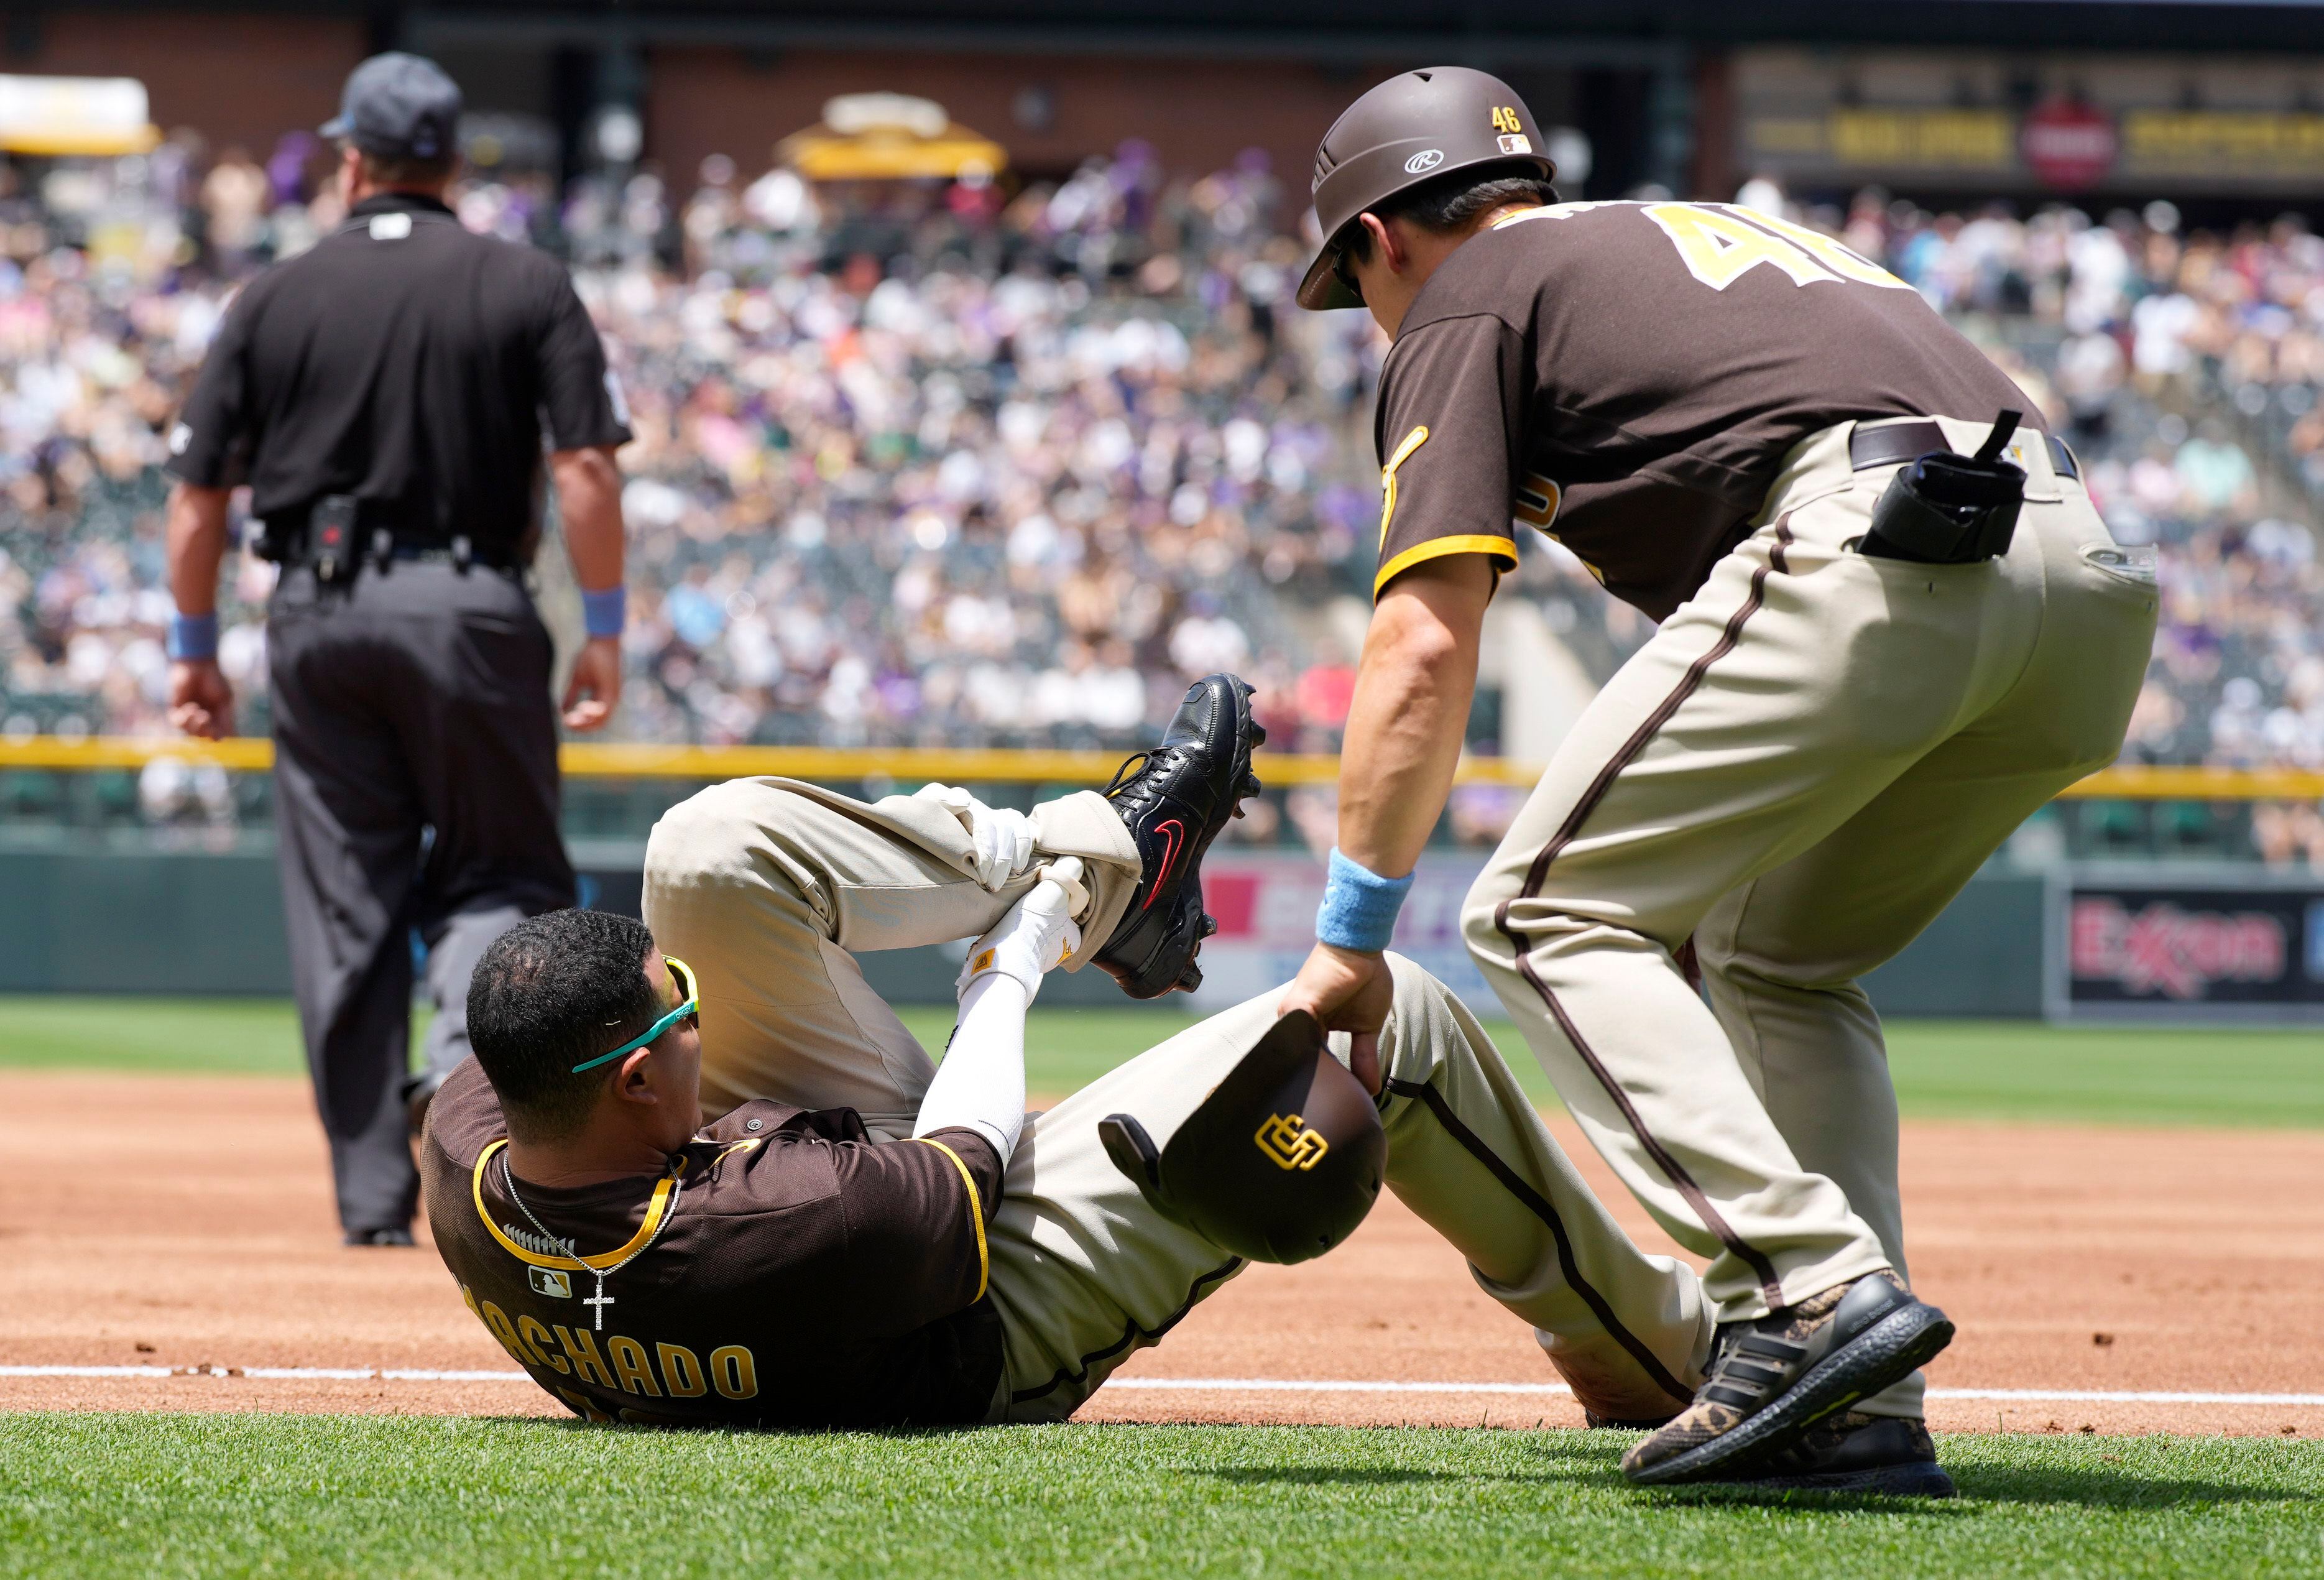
<box><xmin>269</xmin><ymin>560</ymin><xmax>574</xmax><ymax>1235</ymax></box>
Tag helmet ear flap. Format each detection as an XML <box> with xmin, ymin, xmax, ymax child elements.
<box><xmin>1099</xmin><ymin>1010</ymin><xmax>1388</xmax><ymax>1265</ymax></box>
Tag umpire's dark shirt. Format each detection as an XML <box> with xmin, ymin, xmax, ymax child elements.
<box><xmin>167</xmin><ymin>192</ymin><xmax>630</xmax><ymax>550</ymax></box>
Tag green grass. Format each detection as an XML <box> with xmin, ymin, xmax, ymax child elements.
<box><xmin>1871</xmin><ymin>1020</ymin><xmax>2324</xmax><ymax>1129</ymax></box>
<box><xmin>2</xmin><ymin>1416</ymin><xmax>2320</xmax><ymax>1578</ymax></box>
<box><xmin>7</xmin><ymin>996</ymin><xmax>2319</xmax><ymax>1130</ymax></box>
<box><xmin>0</xmin><ymin>996</ymin><xmax>319</xmax><ymax>1078</ymax></box>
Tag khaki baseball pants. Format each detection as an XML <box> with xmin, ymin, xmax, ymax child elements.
<box><xmin>643</xmin><ymin>779</ymin><xmax>1712</xmax><ymax>1426</ymax></box>
<box><xmin>1465</xmin><ymin>417</ymin><xmax>2157</xmax><ymax>1417</ymax></box>
<box><xmin>643</xmin><ymin>777</ymin><xmax>1146</xmax><ymax>1131</ymax></box>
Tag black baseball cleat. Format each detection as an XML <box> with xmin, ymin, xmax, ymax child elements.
<box><xmin>1092</xmin><ymin>674</ymin><xmax>1265</xmax><ymax>999</ymax></box>
<box><xmin>1712</xmin><ymin>1411</ymin><xmax>1957</xmax><ymax>1497</ymax></box>
<box><xmin>1621</xmin><ymin>1272</ymin><xmax>1954</xmax><ymax>1487</ymax></box>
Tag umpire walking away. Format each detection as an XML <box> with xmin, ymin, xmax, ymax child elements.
<box><xmin>164</xmin><ymin>53</ymin><xmax>634</xmax><ymax>1246</ymax></box>
<box><xmin>1276</xmin><ymin>69</ymin><xmax>2157</xmax><ymax>1494</ymax></box>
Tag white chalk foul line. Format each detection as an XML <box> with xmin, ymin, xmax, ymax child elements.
<box><xmin>6</xmin><ymin>1366</ymin><xmax>2323</xmax><ymax>1407</ymax></box>
<box><xmin>1101</xmin><ymin>1379</ymin><xmax>2324</xmax><ymax>1408</ymax></box>
<box><xmin>0</xmin><ymin>1365</ymin><xmax>533</xmax><ymax>1382</ymax></box>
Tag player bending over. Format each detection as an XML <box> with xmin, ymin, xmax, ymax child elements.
<box><xmin>423</xmin><ymin>677</ymin><xmax>1743</xmax><ymax>1458</ymax></box>
<box><xmin>1278</xmin><ymin>67</ymin><xmax>2156</xmax><ymax>1495</ymax></box>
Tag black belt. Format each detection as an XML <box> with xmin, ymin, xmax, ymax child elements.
<box><xmin>1850</xmin><ymin>420</ymin><xmax>2078</xmax><ymax>482</ymax></box>
<box><xmin>261</xmin><ymin>496</ymin><xmax>520</xmax><ymax>575</ymax></box>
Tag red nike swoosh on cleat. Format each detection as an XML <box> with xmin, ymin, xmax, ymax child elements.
<box><xmin>1140</xmin><ymin>818</ymin><xmax>1185</xmax><ymax>911</ymax></box>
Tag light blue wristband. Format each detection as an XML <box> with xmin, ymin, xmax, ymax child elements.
<box><xmin>168</xmin><ymin>612</ymin><xmax>219</xmax><ymax>662</ymax></box>
<box><xmin>1316</xmin><ymin>847</ymin><xmax>1414</xmax><ymax>953</ymax></box>
<box><xmin>580</xmin><ymin>586</ymin><xmax>626</xmax><ymax>639</ymax></box>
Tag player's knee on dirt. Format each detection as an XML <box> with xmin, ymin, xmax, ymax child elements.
<box><xmin>1099</xmin><ymin>1009</ymin><xmax>1386</xmax><ymax>1264</ymax></box>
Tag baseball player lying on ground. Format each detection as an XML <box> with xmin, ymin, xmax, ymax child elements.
<box><xmin>422</xmin><ymin>675</ymin><xmax>1830</xmax><ymax>1471</ymax></box>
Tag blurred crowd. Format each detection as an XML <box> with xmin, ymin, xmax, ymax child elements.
<box><xmin>3</xmin><ymin>136</ymin><xmax>2323</xmax><ymax>856</ymax></box>
<box><xmin>0</xmin><ymin>138</ymin><xmax>1413</xmax><ymax>777</ymax></box>
<box><xmin>1768</xmin><ymin>189</ymin><xmax>2324</xmax><ymax>796</ymax></box>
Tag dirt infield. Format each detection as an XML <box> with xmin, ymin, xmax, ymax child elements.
<box><xmin>7</xmin><ymin>1070</ymin><xmax>2323</xmax><ymax>1438</ymax></box>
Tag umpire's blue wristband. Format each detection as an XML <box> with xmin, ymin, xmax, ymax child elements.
<box><xmin>167</xmin><ymin>612</ymin><xmax>219</xmax><ymax>662</ymax></box>
<box><xmin>580</xmin><ymin>586</ymin><xmax>626</xmax><ymax>640</ymax></box>
<box><xmin>1316</xmin><ymin>848</ymin><xmax>1414</xmax><ymax>953</ymax></box>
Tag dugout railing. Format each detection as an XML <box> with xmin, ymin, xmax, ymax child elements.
<box><xmin>0</xmin><ymin>733</ymin><xmax>2305</xmax><ymax>793</ymax></box>
<box><xmin>0</xmin><ymin>736</ymin><xmax>2311</xmax><ymax>864</ymax></box>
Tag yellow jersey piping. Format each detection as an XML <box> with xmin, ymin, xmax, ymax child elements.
<box><xmin>471</xmin><ymin>1138</ymin><xmax>685</xmax><ymax>1272</ymax></box>
<box><xmin>911</xmin><ymin>1136</ymin><xmax>990</xmax><ymax>1301</ymax></box>
<box><xmin>1374</xmin><ymin>535</ymin><xmax>1519</xmax><ymax>601</ymax></box>
<box><xmin>1378</xmin><ymin>425</ymin><xmax>1430</xmax><ymax>552</ymax></box>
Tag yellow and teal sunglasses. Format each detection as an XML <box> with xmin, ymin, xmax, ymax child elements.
<box><xmin>572</xmin><ymin>956</ymin><xmax>699</xmax><ymax>1073</ymax></box>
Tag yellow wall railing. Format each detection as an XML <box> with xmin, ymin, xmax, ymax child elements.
<box><xmin>0</xmin><ymin>736</ymin><xmax>2318</xmax><ymax>800</ymax></box>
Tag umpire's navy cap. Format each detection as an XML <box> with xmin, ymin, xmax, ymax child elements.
<box><xmin>321</xmin><ymin>52</ymin><xmax>463</xmax><ymax>162</ymax></box>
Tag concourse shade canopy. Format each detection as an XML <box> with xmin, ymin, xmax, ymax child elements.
<box><xmin>0</xmin><ymin>75</ymin><xmax>160</xmax><ymax>156</ymax></box>
<box><xmin>777</xmin><ymin>93</ymin><xmax>1007</xmax><ymax>181</ymax></box>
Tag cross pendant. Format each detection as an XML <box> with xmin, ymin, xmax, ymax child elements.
<box><xmin>584</xmin><ymin>1288</ymin><xmax>613</xmax><ymax>1330</ymax></box>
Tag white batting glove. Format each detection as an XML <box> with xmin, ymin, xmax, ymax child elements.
<box><xmin>957</xmin><ymin>857</ymin><xmax>1087</xmax><ymax>1003</ymax></box>
<box><xmin>916</xmin><ymin>782</ymin><xmax>1038</xmax><ymax>892</ymax></box>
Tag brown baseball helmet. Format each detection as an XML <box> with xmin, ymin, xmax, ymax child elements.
<box><xmin>1296</xmin><ymin>67</ymin><xmax>1553</xmax><ymax>312</ymax></box>
<box><xmin>1099</xmin><ymin>1009</ymin><xmax>1386</xmax><ymax>1264</ymax></box>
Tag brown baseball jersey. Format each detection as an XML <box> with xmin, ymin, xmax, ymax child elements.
<box><xmin>1370</xmin><ymin>200</ymin><xmax>2040</xmax><ymax>619</ymax></box>
<box><xmin>421</xmin><ymin>1057</ymin><xmax>1005</xmax><ymax>1428</ymax></box>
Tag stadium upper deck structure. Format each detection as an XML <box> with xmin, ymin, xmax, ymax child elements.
<box><xmin>6</xmin><ymin>1</ymin><xmax>2324</xmax><ymax>214</ymax></box>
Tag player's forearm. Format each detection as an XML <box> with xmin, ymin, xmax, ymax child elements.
<box><xmin>165</xmin><ymin>483</ymin><xmax>233</xmax><ymax>616</ymax></box>
<box><xmin>913</xmin><ymin>974</ymin><xmax>1029</xmax><ymax>1164</ymax></box>
<box><xmin>1334</xmin><ymin>558</ymin><xmax>1493</xmax><ymax>879</ymax></box>
<box><xmin>551</xmin><ymin>445</ymin><xmax>625</xmax><ymax>593</ymax></box>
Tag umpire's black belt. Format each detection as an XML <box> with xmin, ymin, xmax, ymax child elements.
<box><xmin>261</xmin><ymin>496</ymin><xmax>520</xmax><ymax>575</ymax></box>
<box><xmin>1850</xmin><ymin>420</ymin><xmax>2079</xmax><ymax>483</ymax></box>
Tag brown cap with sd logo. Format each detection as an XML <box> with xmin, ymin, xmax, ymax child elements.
<box><xmin>1296</xmin><ymin>66</ymin><xmax>1553</xmax><ymax>312</ymax></box>
<box><xmin>1098</xmin><ymin>1009</ymin><xmax>1386</xmax><ymax>1265</ymax></box>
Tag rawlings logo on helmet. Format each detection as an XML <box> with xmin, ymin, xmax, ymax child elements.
<box><xmin>1298</xmin><ymin>67</ymin><xmax>1550</xmax><ymax>311</ymax></box>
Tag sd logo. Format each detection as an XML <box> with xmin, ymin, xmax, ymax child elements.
<box><xmin>1253</xmin><ymin>1112</ymin><xmax>1330</xmax><ymax>1171</ymax></box>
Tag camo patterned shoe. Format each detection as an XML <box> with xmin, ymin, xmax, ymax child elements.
<box><xmin>1621</xmin><ymin>1272</ymin><xmax>1955</xmax><ymax>1487</ymax></box>
<box><xmin>1716</xmin><ymin>1411</ymin><xmax>1957</xmax><ymax>1497</ymax></box>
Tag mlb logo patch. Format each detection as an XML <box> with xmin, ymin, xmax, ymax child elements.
<box><xmin>528</xmin><ymin>1267</ymin><xmax>573</xmax><ymax>1299</ymax></box>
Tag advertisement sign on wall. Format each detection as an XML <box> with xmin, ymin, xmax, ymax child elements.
<box><xmin>2056</xmin><ymin>877</ymin><xmax>2324</xmax><ymax>1020</ymax></box>
<box><xmin>1737</xmin><ymin>49</ymin><xmax>2324</xmax><ymax>193</ymax></box>
<box><xmin>2018</xmin><ymin>100</ymin><xmax>2119</xmax><ymax>190</ymax></box>
<box><xmin>1183</xmin><ymin>851</ymin><xmax>1505</xmax><ymax>1019</ymax></box>
<box><xmin>1192</xmin><ymin>862</ymin><xmax>2324</xmax><ymax>1025</ymax></box>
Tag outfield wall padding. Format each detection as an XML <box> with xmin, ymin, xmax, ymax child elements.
<box><xmin>0</xmin><ymin>843</ymin><xmax>2047</xmax><ymax>1017</ymax></box>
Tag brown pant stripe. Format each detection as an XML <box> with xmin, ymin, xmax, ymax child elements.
<box><xmin>1384</xmin><ymin>1076</ymin><xmax>1695</xmax><ymax>1407</ymax></box>
<box><xmin>1492</xmin><ymin>521</ymin><xmax>1795</xmax><ymax>1313</ymax></box>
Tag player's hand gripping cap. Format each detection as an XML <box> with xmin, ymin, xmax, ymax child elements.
<box><xmin>1296</xmin><ymin>67</ymin><xmax>1554</xmax><ymax>312</ymax></box>
<box><xmin>1098</xmin><ymin>1009</ymin><xmax>1386</xmax><ymax>1265</ymax></box>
